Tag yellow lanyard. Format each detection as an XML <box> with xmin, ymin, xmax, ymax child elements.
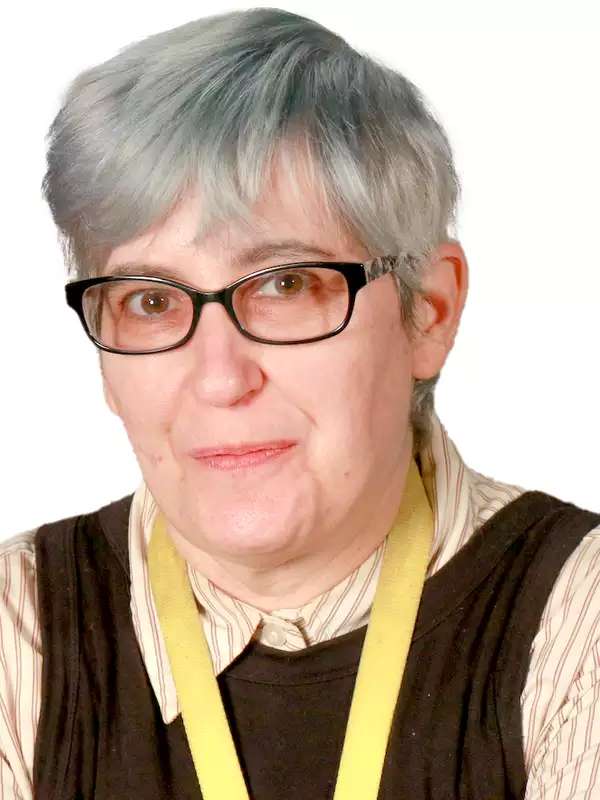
<box><xmin>148</xmin><ymin>458</ymin><xmax>433</xmax><ymax>800</ymax></box>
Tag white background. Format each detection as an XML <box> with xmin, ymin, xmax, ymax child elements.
<box><xmin>1</xmin><ymin>0</ymin><xmax>599</xmax><ymax>540</ymax></box>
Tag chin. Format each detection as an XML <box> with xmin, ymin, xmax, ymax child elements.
<box><xmin>182</xmin><ymin>501</ymin><xmax>303</xmax><ymax>554</ymax></box>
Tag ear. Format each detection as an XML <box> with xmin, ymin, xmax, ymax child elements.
<box><xmin>410</xmin><ymin>241</ymin><xmax>469</xmax><ymax>380</ymax></box>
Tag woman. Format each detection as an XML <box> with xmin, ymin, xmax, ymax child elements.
<box><xmin>1</xmin><ymin>8</ymin><xmax>599</xmax><ymax>799</ymax></box>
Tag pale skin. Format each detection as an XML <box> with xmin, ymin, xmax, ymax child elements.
<box><xmin>101</xmin><ymin>165</ymin><xmax>468</xmax><ymax>612</ymax></box>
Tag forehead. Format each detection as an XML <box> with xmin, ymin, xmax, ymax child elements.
<box><xmin>104</xmin><ymin>159</ymin><xmax>368</xmax><ymax>283</ymax></box>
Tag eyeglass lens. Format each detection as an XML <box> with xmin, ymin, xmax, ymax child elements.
<box><xmin>81</xmin><ymin>266</ymin><xmax>350</xmax><ymax>351</ymax></box>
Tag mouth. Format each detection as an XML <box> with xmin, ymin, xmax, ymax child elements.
<box><xmin>189</xmin><ymin>441</ymin><xmax>297</xmax><ymax>471</ymax></box>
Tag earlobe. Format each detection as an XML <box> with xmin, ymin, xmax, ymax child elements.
<box><xmin>411</xmin><ymin>326</ymin><xmax>449</xmax><ymax>381</ymax></box>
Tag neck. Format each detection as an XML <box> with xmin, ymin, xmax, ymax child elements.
<box><xmin>165</xmin><ymin>455</ymin><xmax>414</xmax><ymax>613</ymax></box>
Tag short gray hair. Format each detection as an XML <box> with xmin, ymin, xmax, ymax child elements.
<box><xmin>41</xmin><ymin>7</ymin><xmax>460</xmax><ymax>453</ymax></box>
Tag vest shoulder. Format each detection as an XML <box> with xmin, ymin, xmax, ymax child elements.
<box><xmin>33</xmin><ymin>492</ymin><xmax>134</xmax><ymax>580</ymax></box>
<box><xmin>497</xmin><ymin>487</ymin><xmax>600</xmax><ymax>526</ymax></box>
<box><xmin>33</xmin><ymin>493</ymin><xmax>134</xmax><ymax>535</ymax></box>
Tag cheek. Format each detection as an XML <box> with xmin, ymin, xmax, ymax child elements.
<box><xmin>345</xmin><ymin>334</ymin><xmax>413</xmax><ymax>452</ymax></box>
<box><xmin>103</xmin><ymin>360</ymin><xmax>177</xmax><ymax>462</ymax></box>
<box><xmin>291</xmin><ymin>329</ymin><xmax>411</xmax><ymax>465</ymax></box>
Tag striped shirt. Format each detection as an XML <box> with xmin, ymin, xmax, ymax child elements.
<box><xmin>1</xmin><ymin>411</ymin><xmax>599</xmax><ymax>798</ymax></box>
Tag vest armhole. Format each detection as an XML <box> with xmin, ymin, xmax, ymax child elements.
<box><xmin>493</xmin><ymin>503</ymin><xmax>600</xmax><ymax>797</ymax></box>
<box><xmin>32</xmin><ymin>516</ymin><xmax>82</xmax><ymax>799</ymax></box>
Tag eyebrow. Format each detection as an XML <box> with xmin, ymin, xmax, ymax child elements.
<box><xmin>104</xmin><ymin>239</ymin><xmax>339</xmax><ymax>280</ymax></box>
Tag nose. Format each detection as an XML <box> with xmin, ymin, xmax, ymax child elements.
<box><xmin>185</xmin><ymin>300</ymin><xmax>264</xmax><ymax>407</ymax></box>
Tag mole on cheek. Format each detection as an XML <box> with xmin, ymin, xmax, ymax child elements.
<box><xmin>140</xmin><ymin>447</ymin><xmax>163</xmax><ymax>467</ymax></box>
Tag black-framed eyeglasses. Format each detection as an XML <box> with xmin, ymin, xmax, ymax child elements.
<box><xmin>65</xmin><ymin>255</ymin><xmax>407</xmax><ymax>355</ymax></box>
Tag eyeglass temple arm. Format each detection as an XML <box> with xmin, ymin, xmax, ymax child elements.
<box><xmin>363</xmin><ymin>254</ymin><xmax>418</xmax><ymax>283</ymax></box>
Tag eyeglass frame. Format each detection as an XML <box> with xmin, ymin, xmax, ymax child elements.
<box><xmin>65</xmin><ymin>254</ymin><xmax>410</xmax><ymax>354</ymax></box>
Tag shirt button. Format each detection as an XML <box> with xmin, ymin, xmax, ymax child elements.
<box><xmin>263</xmin><ymin>623</ymin><xmax>287</xmax><ymax>646</ymax></box>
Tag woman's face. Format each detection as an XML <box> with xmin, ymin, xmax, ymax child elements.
<box><xmin>100</xmin><ymin>169</ymin><xmax>458</xmax><ymax>572</ymax></box>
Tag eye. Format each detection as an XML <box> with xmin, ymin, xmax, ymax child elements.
<box><xmin>124</xmin><ymin>288</ymin><xmax>176</xmax><ymax>316</ymax></box>
<box><xmin>254</xmin><ymin>271</ymin><xmax>316</xmax><ymax>297</ymax></box>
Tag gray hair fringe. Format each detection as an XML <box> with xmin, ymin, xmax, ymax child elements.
<box><xmin>41</xmin><ymin>6</ymin><xmax>459</xmax><ymax>454</ymax></box>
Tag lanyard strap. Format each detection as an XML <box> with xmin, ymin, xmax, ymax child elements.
<box><xmin>148</xmin><ymin>458</ymin><xmax>434</xmax><ymax>800</ymax></box>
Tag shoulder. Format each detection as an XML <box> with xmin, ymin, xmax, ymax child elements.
<box><xmin>31</xmin><ymin>492</ymin><xmax>136</xmax><ymax>554</ymax></box>
<box><xmin>522</xmin><ymin>519</ymin><xmax>600</xmax><ymax>770</ymax></box>
<box><xmin>0</xmin><ymin>528</ymin><xmax>42</xmax><ymax>792</ymax></box>
<box><xmin>537</xmin><ymin>517</ymin><xmax>600</xmax><ymax>650</ymax></box>
<box><xmin>1</xmin><ymin>527</ymin><xmax>37</xmax><ymax>558</ymax></box>
<box><xmin>0</xmin><ymin>488</ymin><xmax>137</xmax><ymax>591</ymax></box>
<box><xmin>0</xmin><ymin>530</ymin><xmax>39</xmax><ymax>676</ymax></box>
<box><xmin>0</xmin><ymin>528</ymin><xmax>38</xmax><ymax>591</ymax></box>
<box><xmin>532</xmin><ymin>517</ymin><xmax>600</xmax><ymax>656</ymax></box>
<box><xmin>0</xmin><ymin>530</ymin><xmax>39</xmax><ymax>658</ymax></box>
<box><xmin>0</xmin><ymin>527</ymin><xmax>39</xmax><ymax>636</ymax></box>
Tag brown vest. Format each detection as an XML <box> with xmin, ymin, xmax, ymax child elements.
<box><xmin>32</xmin><ymin>489</ymin><xmax>600</xmax><ymax>799</ymax></box>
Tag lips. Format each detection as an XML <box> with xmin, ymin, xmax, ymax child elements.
<box><xmin>189</xmin><ymin>441</ymin><xmax>296</xmax><ymax>471</ymax></box>
<box><xmin>189</xmin><ymin>440</ymin><xmax>296</xmax><ymax>458</ymax></box>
